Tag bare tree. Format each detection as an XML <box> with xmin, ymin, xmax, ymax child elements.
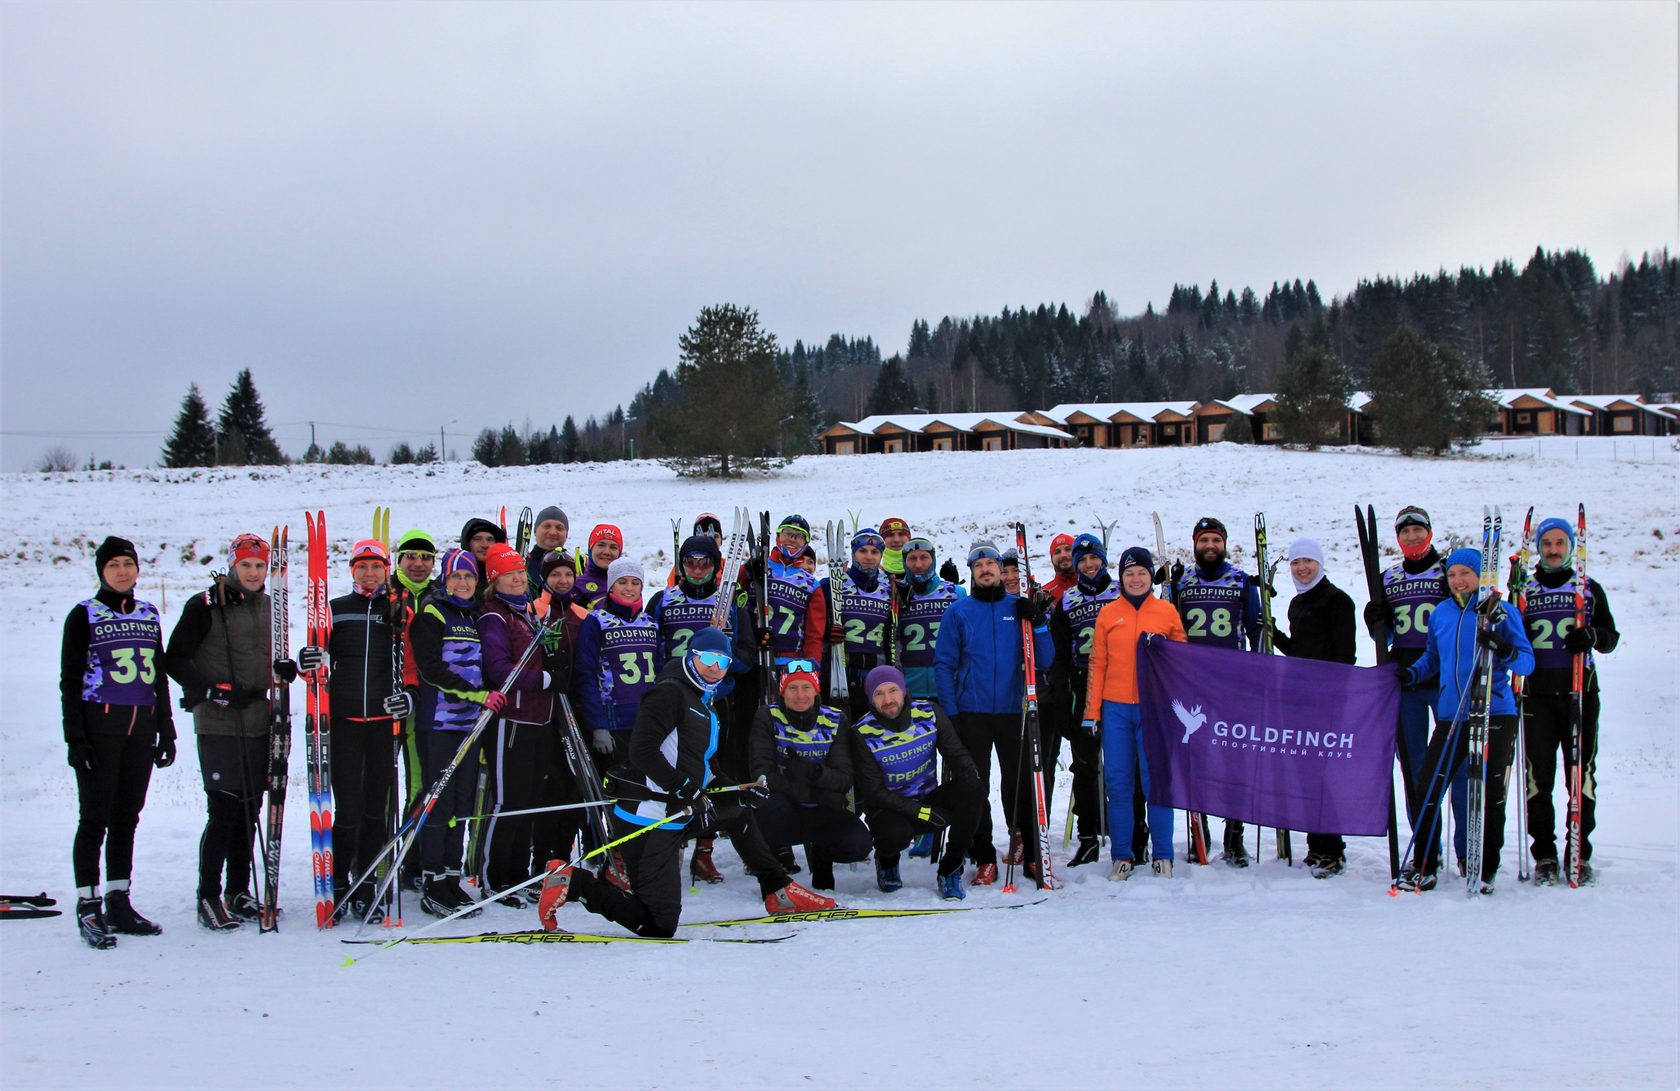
<box><xmin>36</xmin><ymin>446</ymin><xmax>79</xmax><ymax>472</ymax></box>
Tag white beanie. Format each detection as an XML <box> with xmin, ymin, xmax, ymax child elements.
<box><xmin>1287</xmin><ymin>537</ymin><xmax>1325</xmax><ymax>593</ymax></box>
<box><xmin>606</xmin><ymin>556</ymin><xmax>645</xmax><ymax>587</ymax></box>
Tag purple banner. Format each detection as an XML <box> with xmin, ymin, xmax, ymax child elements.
<box><xmin>1138</xmin><ymin>637</ymin><xmax>1399</xmax><ymax>835</ymax></box>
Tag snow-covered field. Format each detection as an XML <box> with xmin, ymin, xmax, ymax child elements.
<box><xmin>2</xmin><ymin>441</ymin><xmax>1676</xmax><ymax>1090</ymax></box>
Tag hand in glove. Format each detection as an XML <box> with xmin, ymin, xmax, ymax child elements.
<box><xmin>825</xmin><ymin>624</ymin><xmax>847</xmax><ymax>645</ymax></box>
<box><xmin>1476</xmin><ymin>628</ymin><xmax>1514</xmax><ymax>658</ymax></box>
<box><xmin>939</xmin><ymin>558</ymin><xmax>960</xmax><ymax>584</ymax></box>
<box><xmin>210</xmin><ymin>682</ymin><xmax>253</xmax><ymax>709</ymax></box>
<box><xmin>1081</xmin><ymin>718</ymin><xmax>1100</xmax><ymax>736</ymax></box>
<box><xmin>783</xmin><ymin>754</ymin><xmax>824</xmax><ymax>784</ymax></box>
<box><xmin>1019</xmin><ymin>588</ymin><xmax>1053</xmax><ymax>625</ymax></box>
<box><xmin>1362</xmin><ymin>600</ymin><xmax>1396</xmax><ymax>636</ymax></box>
<box><xmin>1393</xmin><ymin>662</ymin><xmax>1416</xmax><ymax>687</ymax></box>
<box><xmin>915</xmin><ymin>805</ymin><xmax>950</xmax><ymax>829</ymax></box>
<box><xmin>298</xmin><ymin>645</ymin><xmax>327</xmax><ymax>673</ymax></box>
<box><xmin>153</xmin><ymin>739</ymin><xmax>177</xmax><ymax>769</ymax></box>
<box><xmin>482</xmin><ymin>690</ymin><xmax>509</xmax><ymax>713</ymax></box>
<box><xmin>272</xmin><ymin>659</ymin><xmax>299</xmax><ymax>684</ymax></box>
<box><xmin>740</xmin><ymin>779</ymin><xmax>770</xmax><ymax>808</ymax></box>
<box><xmin>591</xmin><ymin>729</ymin><xmax>614</xmax><ymax>755</ymax></box>
<box><xmin>382</xmin><ymin>690</ymin><xmax>414</xmax><ymax>720</ymax></box>
<box><xmin>67</xmin><ymin>740</ymin><xmax>95</xmax><ymax>771</ymax></box>
<box><xmin>1475</xmin><ymin>597</ymin><xmax>1507</xmax><ymax>625</ymax></box>
<box><xmin>1562</xmin><ymin>625</ymin><xmax>1596</xmax><ymax>653</ymax></box>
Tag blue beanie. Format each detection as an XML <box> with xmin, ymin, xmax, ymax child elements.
<box><xmin>688</xmin><ymin>626</ymin><xmax>732</xmax><ymax>660</ymax></box>
<box><xmin>1118</xmin><ymin>546</ymin><xmax>1154</xmax><ymax>573</ymax></box>
<box><xmin>1071</xmin><ymin>533</ymin><xmax>1107</xmax><ymax>567</ymax></box>
<box><xmin>1536</xmin><ymin>516</ymin><xmax>1574</xmax><ymax>551</ymax></box>
<box><xmin>1444</xmin><ymin>547</ymin><xmax>1481</xmax><ymax>575</ymax></box>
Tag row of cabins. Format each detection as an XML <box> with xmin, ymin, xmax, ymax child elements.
<box><xmin>818</xmin><ymin>389</ymin><xmax>1680</xmax><ymax>454</ymax></box>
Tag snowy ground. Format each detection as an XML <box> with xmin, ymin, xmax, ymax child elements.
<box><xmin>2</xmin><ymin>440</ymin><xmax>1676</xmax><ymax>1090</ymax></box>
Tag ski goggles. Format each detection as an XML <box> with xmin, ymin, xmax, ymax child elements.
<box><xmin>904</xmin><ymin>537</ymin><xmax>935</xmax><ymax>556</ymax></box>
<box><xmin>781</xmin><ymin>658</ymin><xmax>820</xmax><ymax>675</ymax></box>
<box><xmin>692</xmin><ymin>650</ymin><xmax>732</xmax><ymax>670</ymax></box>
<box><xmin>396</xmin><ymin>550</ymin><xmax>436</xmax><ymax>562</ymax></box>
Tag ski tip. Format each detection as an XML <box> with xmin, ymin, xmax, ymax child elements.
<box><xmin>341</xmin><ymin>956</ymin><xmax>358</xmax><ymax>968</ymax></box>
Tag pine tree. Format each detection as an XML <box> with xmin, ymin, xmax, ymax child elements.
<box><xmin>161</xmin><ymin>383</ymin><xmax>217</xmax><ymax>468</ymax></box>
<box><xmin>389</xmin><ymin>442</ymin><xmax>415</xmax><ymax>464</ymax></box>
<box><xmin>654</xmin><ymin>303</ymin><xmax>786</xmax><ymax>477</ymax></box>
<box><xmin>560</xmin><ymin>416</ymin><xmax>582</xmax><ymax>463</ymax></box>
<box><xmin>1273</xmin><ymin>345</ymin><xmax>1354</xmax><ymax>448</ymax></box>
<box><xmin>1367</xmin><ymin>328</ymin><xmax>1496</xmax><ymax>455</ymax></box>
<box><xmin>868</xmin><ymin>355</ymin><xmax>918</xmax><ymax>414</ymax></box>
<box><xmin>216</xmin><ymin>369</ymin><xmax>284</xmax><ymax>465</ymax></box>
<box><xmin>471</xmin><ymin>428</ymin><xmax>500</xmax><ymax>466</ymax></box>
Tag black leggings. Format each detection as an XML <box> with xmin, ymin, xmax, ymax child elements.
<box><xmin>72</xmin><ymin>729</ymin><xmax>157</xmax><ymax>889</ymax></box>
<box><xmin>330</xmin><ymin>717</ymin><xmax>398</xmax><ymax>894</ymax></box>
<box><xmin>197</xmin><ymin>734</ymin><xmax>265</xmax><ymax>900</ymax></box>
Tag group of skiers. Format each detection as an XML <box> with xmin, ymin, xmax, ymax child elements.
<box><xmin>59</xmin><ymin>502</ymin><xmax>1618</xmax><ymax>948</ymax></box>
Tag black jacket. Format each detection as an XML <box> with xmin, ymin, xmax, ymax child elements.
<box><xmin>748</xmin><ymin>701</ymin><xmax>855</xmax><ymax>809</ymax></box>
<box><xmin>327</xmin><ymin>589</ymin><xmax>399</xmax><ymax>718</ymax></box>
<box><xmin>627</xmin><ymin>658</ymin><xmax>717</xmax><ymax>798</ymax></box>
<box><xmin>1273</xmin><ymin>578</ymin><xmax>1356</xmax><ymax>665</ymax></box>
<box><xmin>850</xmin><ymin>701</ymin><xmax>978</xmax><ymax>821</ymax></box>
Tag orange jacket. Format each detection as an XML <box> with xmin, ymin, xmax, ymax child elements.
<box><xmin>1083</xmin><ymin>594</ymin><xmax>1186</xmax><ymax>717</ymax></box>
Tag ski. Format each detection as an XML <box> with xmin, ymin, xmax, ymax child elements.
<box><xmin>1509</xmin><ymin>505</ymin><xmax>1535</xmax><ymax>883</ymax></box>
<box><xmin>514</xmin><ymin>506</ymin><xmax>533</xmax><ymax>556</ymax></box>
<box><xmin>372</xmin><ymin>506</ymin><xmax>390</xmax><ymax>555</ymax></box>
<box><xmin>1158</xmin><ymin>511</ymin><xmax>1208</xmax><ymax>865</ymax></box>
<box><xmin>343</xmin><ymin>929</ymin><xmax>795</xmax><ymax>946</ymax></box>
<box><xmin>0</xmin><ymin>892</ymin><xmax>61</xmax><ymax>919</ymax></box>
<box><xmin>712</xmin><ymin>508</ymin><xmax>751</xmax><ymax>630</ymax></box>
<box><xmin>260</xmin><ymin>524</ymin><xmax>292</xmax><ymax>932</ymax></box>
<box><xmin>754</xmin><ymin>511</ymin><xmax>775</xmax><ymax>701</ymax></box>
<box><xmin>1464</xmin><ymin>506</ymin><xmax>1503</xmax><ymax>896</ymax></box>
<box><xmin>1010</xmin><ymin>522</ymin><xmax>1062</xmax><ymax>891</ymax></box>
<box><xmin>1355</xmin><ymin>504</ymin><xmax>1402</xmax><ymax>883</ymax></box>
<box><xmin>1567</xmin><ymin>503</ymin><xmax>1588</xmax><ymax>889</ymax></box>
<box><xmin>825</xmin><ymin>520</ymin><xmax>850</xmax><ymax>699</ymax></box>
<box><xmin>1255</xmin><ymin>512</ymin><xmax>1290</xmax><ymax>864</ymax></box>
<box><xmin>684</xmin><ymin>897</ymin><xmax>1047</xmax><ymax>928</ymax></box>
<box><xmin>555</xmin><ymin>694</ymin><xmax>628</xmax><ymax>889</ymax></box>
<box><xmin>304</xmin><ymin>511</ymin><xmax>336</xmax><ymax>929</ymax></box>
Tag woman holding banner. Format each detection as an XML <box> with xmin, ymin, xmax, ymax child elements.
<box><xmin>1270</xmin><ymin>538</ymin><xmax>1357</xmax><ymax>878</ymax></box>
<box><xmin>1082</xmin><ymin>546</ymin><xmax>1187</xmax><ymax>881</ymax></box>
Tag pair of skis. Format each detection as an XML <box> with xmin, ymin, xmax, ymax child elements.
<box><xmin>260</xmin><ymin>525</ymin><xmax>292</xmax><ymax>932</ymax></box>
<box><xmin>304</xmin><ymin>512</ymin><xmax>336</xmax><ymax>928</ymax></box>
<box><xmin>1007</xmin><ymin>523</ymin><xmax>1061</xmax><ymax>892</ymax></box>
<box><xmin>1355</xmin><ymin>504</ymin><xmax>1405</xmax><ymax>884</ymax></box>
<box><xmin>0</xmin><ymin>893</ymin><xmax>61</xmax><ymax>920</ymax></box>
<box><xmin>1463</xmin><ymin>506</ymin><xmax>1505</xmax><ymax>895</ymax></box>
<box><xmin>1254</xmin><ymin>513</ymin><xmax>1292</xmax><ymax>866</ymax></box>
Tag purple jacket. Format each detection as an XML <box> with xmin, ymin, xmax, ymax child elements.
<box><xmin>477</xmin><ymin>595</ymin><xmax>553</xmax><ymax>724</ymax></box>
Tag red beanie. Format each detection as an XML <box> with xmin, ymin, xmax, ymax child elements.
<box><xmin>780</xmin><ymin>662</ymin><xmax>821</xmax><ymax>695</ymax></box>
<box><xmin>484</xmin><ymin>543</ymin><xmax>524</xmax><ymax>584</ymax></box>
<box><xmin>1050</xmin><ymin>533</ymin><xmax>1074</xmax><ymax>554</ymax></box>
<box><xmin>590</xmin><ymin>524</ymin><xmax>623</xmax><ymax>549</ymax></box>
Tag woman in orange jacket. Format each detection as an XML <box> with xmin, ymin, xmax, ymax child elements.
<box><xmin>1083</xmin><ymin>546</ymin><xmax>1187</xmax><ymax>881</ymax></box>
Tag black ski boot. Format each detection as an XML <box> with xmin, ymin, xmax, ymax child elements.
<box><xmin>104</xmin><ymin>889</ymin><xmax>162</xmax><ymax>935</ymax></box>
<box><xmin>76</xmin><ymin>897</ymin><xmax>117</xmax><ymax>949</ymax></box>
<box><xmin>224</xmin><ymin>890</ymin><xmax>277</xmax><ymax>923</ymax></box>
<box><xmin>1222</xmin><ymin>825</ymin><xmax>1251</xmax><ymax>868</ymax></box>
<box><xmin>1069</xmin><ymin>837</ymin><xmax>1102</xmax><ymax>867</ymax></box>
<box><xmin>1308</xmin><ymin>855</ymin><xmax>1345</xmax><ymax>879</ymax></box>
<box><xmin>1533</xmin><ymin>858</ymin><xmax>1559</xmax><ymax>886</ymax></box>
<box><xmin>197</xmin><ymin>895</ymin><xmax>242</xmax><ymax>931</ymax></box>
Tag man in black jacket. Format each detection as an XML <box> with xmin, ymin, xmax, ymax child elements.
<box><xmin>748</xmin><ymin>660</ymin><xmax>872</xmax><ymax>890</ymax></box>
<box><xmin>1271</xmin><ymin>537</ymin><xmax>1356</xmax><ymax>877</ymax></box>
<box><xmin>538</xmin><ymin>628</ymin><xmax>836</xmax><ymax>937</ymax></box>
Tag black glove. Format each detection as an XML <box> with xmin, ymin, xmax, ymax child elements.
<box><xmin>1393</xmin><ymin>662</ymin><xmax>1415</xmax><ymax>687</ymax></box>
<box><xmin>741</xmin><ymin>780</ymin><xmax>770</xmax><ymax>808</ymax></box>
<box><xmin>1476</xmin><ymin>597</ymin><xmax>1507</xmax><ymax>625</ymax></box>
<box><xmin>939</xmin><ymin>558</ymin><xmax>960</xmax><ymax>584</ymax></box>
<box><xmin>273</xmin><ymin>659</ymin><xmax>299</xmax><ymax>684</ymax></box>
<box><xmin>1153</xmin><ymin>563</ymin><xmax>1170</xmax><ymax>586</ymax></box>
<box><xmin>153</xmin><ymin>739</ymin><xmax>176</xmax><ymax>769</ymax></box>
<box><xmin>382</xmin><ymin>691</ymin><xmax>414</xmax><ymax>720</ymax></box>
<box><xmin>1476</xmin><ymin>628</ymin><xmax>1514</xmax><ymax>657</ymax></box>
<box><xmin>950</xmin><ymin>760</ymin><xmax>981</xmax><ymax>786</ymax></box>
<box><xmin>67</xmin><ymin>740</ymin><xmax>95</xmax><ymax>771</ymax></box>
<box><xmin>915</xmin><ymin>805</ymin><xmax>950</xmax><ymax>829</ymax></box>
<box><xmin>1020</xmin><ymin>588</ymin><xmax>1052</xmax><ymax>625</ymax></box>
<box><xmin>783</xmin><ymin>754</ymin><xmax>824</xmax><ymax>784</ymax></box>
<box><xmin>1362</xmin><ymin>600</ymin><xmax>1395</xmax><ymax>635</ymax></box>
<box><xmin>1170</xmin><ymin>560</ymin><xmax>1185</xmax><ymax>585</ymax></box>
<box><xmin>297</xmin><ymin>645</ymin><xmax>327</xmax><ymax>673</ymax></box>
<box><xmin>825</xmin><ymin>624</ymin><xmax>846</xmax><ymax>645</ymax></box>
<box><xmin>1562</xmin><ymin>626</ymin><xmax>1596</xmax><ymax>653</ymax></box>
<box><xmin>209</xmin><ymin>682</ymin><xmax>252</xmax><ymax>708</ymax></box>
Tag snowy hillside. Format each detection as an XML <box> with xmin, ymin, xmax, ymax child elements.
<box><xmin>1</xmin><ymin>442</ymin><xmax>1675</xmax><ymax>1089</ymax></box>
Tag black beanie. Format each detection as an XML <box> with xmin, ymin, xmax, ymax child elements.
<box><xmin>95</xmin><ymin>535</ymin><xmax>139</xmax><ymax>575</ymax></box>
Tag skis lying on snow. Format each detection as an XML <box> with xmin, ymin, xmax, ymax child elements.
<box><xmin>343</xmin><ymin>929</ymin><xmax>793</xmax><ymax>946</ymax></box>
<box><xmin>682</xmin><ymin>897</ymin><xmax>1048</xmax><ymax>929</ymax></box>
<box><xmin>0</xmin><ymin>893</ymin><xmax>61</xmax><ymax>920</ymax></box>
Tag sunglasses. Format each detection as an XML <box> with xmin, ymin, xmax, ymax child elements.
<box><xmin>782</xmin><ymin>658</ymin><xmax>820</xmax><ymax>675</ymax></box>
<box><xmin>397</xmin><ymin>551</ymin><xmax>436</xmax><ymax>562</ymax></box>
<box><xmin>692</xmin><ymin>650</ymin><xmax>732</xmax><ymax>670</ymax></box>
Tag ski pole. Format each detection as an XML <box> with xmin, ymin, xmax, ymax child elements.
<box><xmin>445</xmin><ymin>778</ymin><xmax>768</xmax><ymax>827</ymax></box>
<box><xmin>343</xmin><ymin>805</ymin><xmax>695</xmax><ymax>963</ymax></box>
<box><xmin>1389</xmin><ymin>646</ymin><xmax>1486</xmax><ymax>894</ymax></box>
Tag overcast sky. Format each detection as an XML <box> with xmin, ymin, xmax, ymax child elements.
<box><xmin>2</xmin><ymin>1</ymin><xmax>1674</xmax><ymax>470</ymax></box>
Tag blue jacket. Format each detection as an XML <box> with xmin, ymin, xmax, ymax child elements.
<box><xmin>1409</xmin><ymin>593</ymin><xmax>1534</xmax><ymax>720</ymax></box>
<box><xmin>934</xmin><ymin>586</ymin><xmax>1054</xmax><ymax>715</ymax></box>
